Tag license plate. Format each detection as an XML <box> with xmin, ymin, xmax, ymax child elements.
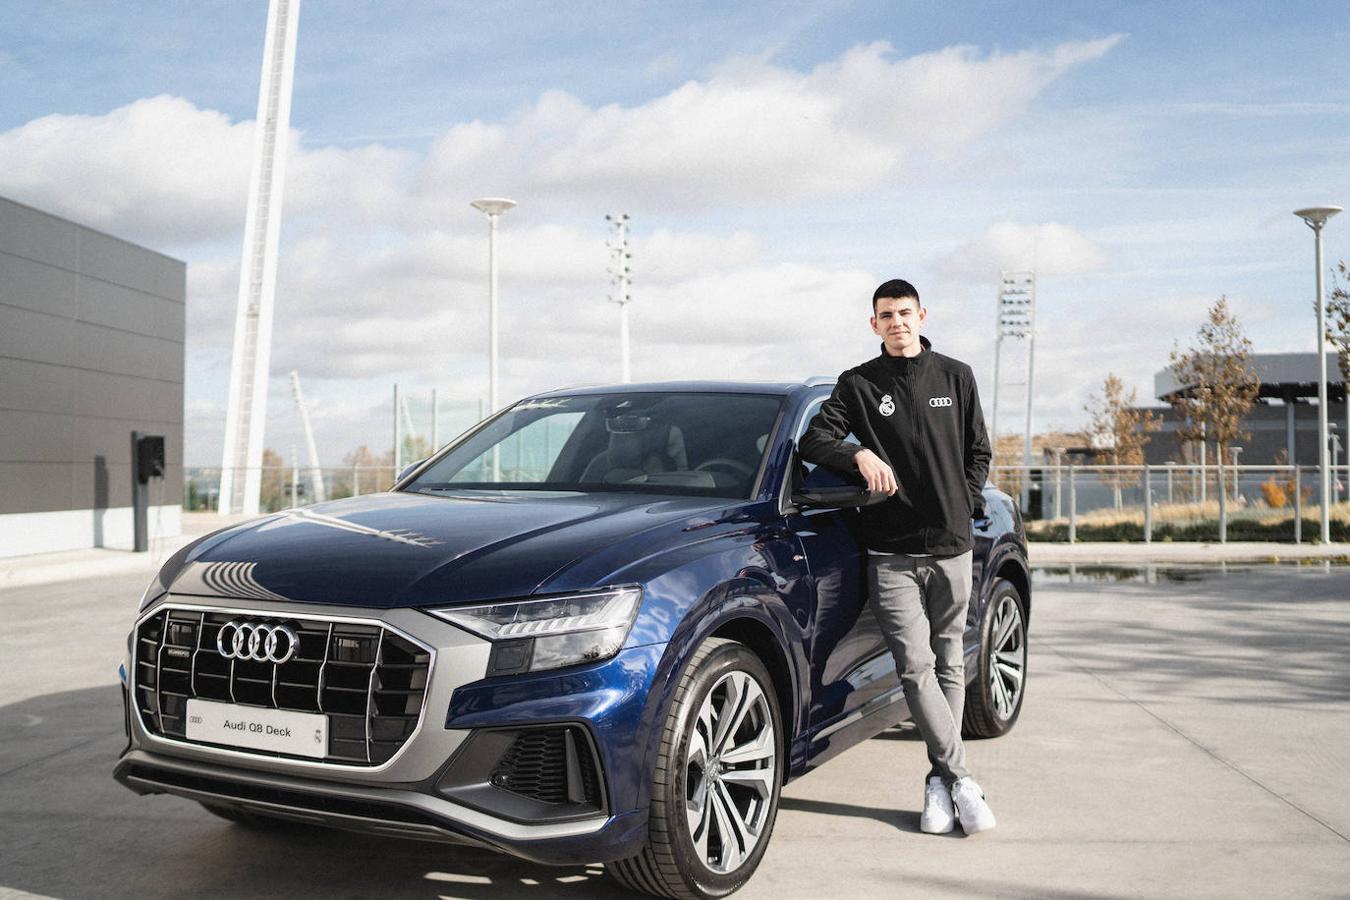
<box><xmin>186</xmin><ymin>699</ymin><xmax>328</xmax><ymax>759</ymax></box>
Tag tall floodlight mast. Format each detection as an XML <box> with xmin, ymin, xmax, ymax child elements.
<box><xmin>219</xmin><ymin>0</ymin><xmax>302</xmax><ymax>515</ymax></box>
<box><xmin>606</xmin><ymin>214</ymin><xmax>633</xmax><ymax>383</ymax></box>
<box><xmin>288</xmin><ymin>371</ymin><xmax>326</xmax><ymax>504</ymax></box>
<box><xmin>990</xmin><ymin>272</ymin><xmax>1037</xmax><ymax>510</ymax></box>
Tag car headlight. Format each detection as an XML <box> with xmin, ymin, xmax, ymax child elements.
<box><xmin>425</xmin><ymin>586</ymin><xmax>642</xmax><ymax>675</ymax></box>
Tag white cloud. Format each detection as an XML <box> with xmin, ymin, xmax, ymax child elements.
<box><xmin>0</xmin><ymin>36</ymin><xmax>1133</xmax><ymax>464</ymax></box>
<box><xmin>0</xmin><ymin>96</ymin><xmax>253</xmax><ymax>243</ymax></box>
<box><xmin>933</xmin><ymin>221</ymin><xmax>1108</xmax><ymax>285</ymax></box>
<box><xmin>415</xmin><ymin>36</ymin><xmax>1125</xmax><ymax>213</ymax></box>
<box><xmin>0</xmin><ymin>36</ymin><xmax>1123</xmax><ymax>245</ymax></box>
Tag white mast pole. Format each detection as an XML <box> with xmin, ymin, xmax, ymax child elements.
<box><xmin>219</xmin><ymin>0</ymin><xmax>302</xmax><ymax>515</ymax></box>
<box><xmin>288</xmin><ymin>371</ymin><xmax>326</xmax><ymax>503</ymax></box>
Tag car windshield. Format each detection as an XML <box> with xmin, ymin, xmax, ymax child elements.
<box><xmin>405</xmin><ymin>392</ymin><xmax>784</xmax><ymax>499</ymax></box>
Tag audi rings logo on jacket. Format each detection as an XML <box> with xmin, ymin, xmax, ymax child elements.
<box><xmin>928</xmin><ymin>396</ymin><xmax>953</xmax><ymax>408</ymax></box>
<box><xmin>216</xmin><ymin>620</ymin><xmax>299</xmax><ymax>664</ymax></box>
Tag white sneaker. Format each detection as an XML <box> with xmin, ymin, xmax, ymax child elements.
<box><xmin>920</xmin><ymin>776</ymin><xmax>955</xmax><ymax>834</ymax></box>
<box><xmin>951</xmin><ymin>777</ymin><xmax>997</xmax><ymax>834</ymax></box>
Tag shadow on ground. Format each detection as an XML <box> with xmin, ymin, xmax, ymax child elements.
<box><xmin>0</xmin><ymin>686</ymin><xmax>630</xmax><ymax>899</ymax></box>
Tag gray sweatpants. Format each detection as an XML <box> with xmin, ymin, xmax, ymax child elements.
<box><xmin>867</xmin><ymin>550</ymin><xmax>973</xmax><ymax>784</ymax></box>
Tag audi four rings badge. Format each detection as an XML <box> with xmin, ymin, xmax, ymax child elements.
<box><xmin>878</xmin><ymin>394</ymin><xmax>895</xmax><ymax>416</ymax></box>
<box><xmin>929</xmin><ymin>396</ymin><xmax>953</xmax><ymax>407</ymax></box>
<box><xmin>216</xmin><ymin>620</ymin><xmax>299</xmax><ymax>664</ymax></box>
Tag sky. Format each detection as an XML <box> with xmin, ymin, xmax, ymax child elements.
<box><xmin>3</xmin><ymin>1</ymin><xmax>1349</xmax><ymax>466</ymax></box>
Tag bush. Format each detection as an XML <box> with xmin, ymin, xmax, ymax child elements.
<box><xmin>1026</xmin><ymin>517</ymin><xmax>1350</xmax><ymax>543</ymax></box>
<box><xmin>1260</xmin><ymin>477</ymin><xmax>1287</xmax><ymax>508</ymax></box>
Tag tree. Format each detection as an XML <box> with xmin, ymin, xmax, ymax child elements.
<box><xmin>1328</xmin><ymin>263</ymin><xmax>1350</xmax><ymax>493</ymax></box>
<box><xmin>333</xmin><ymin>444</ymin><xmax>395</xmax><ymax>497</ymax></box>
<box><xmin>1082</xmin><ymin>374</ymin><xmax>1162</xmax><ymax>508</ymax></box>
<box><xmin>1167</xmin><ymin>297</ymin><xmax>1260</xmax><ymax>534</ymax></box>
<box><xmin>259</xmin><ymin>447</ymin><xmax>287</xmax><ymax>512</ymax></box>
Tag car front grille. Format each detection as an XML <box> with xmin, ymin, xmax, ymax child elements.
<box><xmin>134</xmin><ymin>608</ymin><xmax>432</xmax><ymax>766</ymax></box>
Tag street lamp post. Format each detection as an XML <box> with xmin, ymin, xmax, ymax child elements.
<box><xmin>1295</xmin><ymin>206</ymin><xmax>1342</xmax><ymax>544</ymax></box>
<box><xmin>471</xmin><ymin>198</ymin><xmax>517</xmax><ymax>414</ymax></box>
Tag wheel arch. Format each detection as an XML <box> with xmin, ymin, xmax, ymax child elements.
<box><xmin>710</xmin><ymin>615</ymin><xmax>796</xmax><ymax>784</ymax></box>
<box><xmin>993</xmin><ymin>553</ymin><xmax>1031</xmax><ymax>622</ymax></box>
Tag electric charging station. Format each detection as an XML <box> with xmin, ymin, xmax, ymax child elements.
<box><xmin>131</xmin><ymin>431</ymin><xmax>165</xmax><ymax>552</ymax></box>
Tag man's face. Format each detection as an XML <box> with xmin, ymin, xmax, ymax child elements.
<box><xmin>871</xmin><ymin>296</ymin><xmax>926</xmax><ymax>356</ymax></box>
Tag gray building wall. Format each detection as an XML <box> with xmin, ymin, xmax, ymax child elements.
<box><xmin>0</xmin><ymin>196</ymin><xmax>184</xmax><ymax>553</ymax></box>
<box><xmin>1142</xmin><ymin>401</ymin><xmax>1349</xmax><ymax>466</ymax></box>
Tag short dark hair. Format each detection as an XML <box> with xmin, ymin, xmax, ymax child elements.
<box><xmin>872</xmin><ymin>278</ymin><xmax>920</xmax><ymax>310</ymax></box>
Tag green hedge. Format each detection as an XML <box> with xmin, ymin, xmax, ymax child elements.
<box><xmin>1026</xmin><ymin>518</ymin><xmax>1350</xmax><ymax>543</ymax></box>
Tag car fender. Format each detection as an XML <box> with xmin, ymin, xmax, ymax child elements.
<box><xmin>624</xmin><ymin>569</ymin><xmax>805</xmax><ymax>816</ymax></box>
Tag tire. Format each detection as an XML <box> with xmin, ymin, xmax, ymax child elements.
<box><xmin>963</xmin><ymin>578</ymin><xmax>1028</xmax><ymax>739</ymax></box>
<box><xmin>609</xmin><ymin>638</ymin><xmax>782</xmax><ymax>899</ymax></box>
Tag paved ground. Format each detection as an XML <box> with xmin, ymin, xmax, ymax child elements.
<box><xmin>1</xmin><ymin>565</ymin><xmax>1348</xmax><ymax>899</ymax></box>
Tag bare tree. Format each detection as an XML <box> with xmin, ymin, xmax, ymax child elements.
<box><xmin>334</xmin><ymin>444</ymin><xmax>395</xmax><ymax>497</ymax></box>
<box><xmin>1082</xmin><ymin>374</ymin><xmax>1162</xmax><ymax>508</ymax></box>
<box><xmin>260</xmin><ymin>447</ymin><xmax>287</xmax><ymax>512</ymax></box>
<box><xmin>1167</xmin><ymin>297</ymin><xmax>1261</xmax><ymax>535</ymax></box>
<box><xmin>1328</xmin><ymin>263</ymin><xmax>1350</xmax><ymax>495</ymax></box>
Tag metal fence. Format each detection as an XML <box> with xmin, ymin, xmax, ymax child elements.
<box><xmin>184</xmin><ymin>466</ymin><xmax>400</xmax><ymax>514</ymax></box>
<box><xmin>184</xmin><ymin>462</ymin><xmax>1350</xmax><ymax>543</ymax></box>
<box><xmin>991</xmin><ymin>463</ymin><xmax>1350</xmax><ymax>543</ymax></box>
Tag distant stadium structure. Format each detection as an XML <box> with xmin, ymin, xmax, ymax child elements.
<box><xmin>1151</xmin><ymin>352</ymin><xmax>1348</xmax><ymax>466</ymax></box>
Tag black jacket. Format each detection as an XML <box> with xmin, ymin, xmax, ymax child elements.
<box><xmin>799</xmin><ymin>336</ymin><xmax>992</xmax><ymax>555</ymax></box>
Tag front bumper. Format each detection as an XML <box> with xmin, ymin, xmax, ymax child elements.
<box><xmin>117</xmin><ymin>594</ymin><xmax>665</xmax><ymax>864</ymax></box>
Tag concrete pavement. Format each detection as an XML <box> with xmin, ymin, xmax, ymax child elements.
<box><xmin>1</xmin><ymin>564</ymin><xmax>1347</xmax><ymax>898</ymax></box>
<box><xmin>0</xmin><ymin>512</ymin><xmax>254</xmax><ymax>590</ymax></box>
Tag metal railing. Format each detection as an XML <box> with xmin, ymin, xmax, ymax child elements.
<box><xmin>184</xmin><ymin>463</ymin><xmax>1350</xmax><ymax>543</ymax></box>
<box><xmin>990</xmin><ymin>464</ymin><xmax>1350</xmax><ymax>543</ymax></box>
<box><xmin>184</xmin><ymin>466</ymin><xmax>400</xmax><ymax>514</ymax></box>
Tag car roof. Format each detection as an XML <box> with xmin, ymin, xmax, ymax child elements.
<box><xmin>529</xmin><ymin>379</ymin><xmax>835</xmax><ymax>399</ymax></box>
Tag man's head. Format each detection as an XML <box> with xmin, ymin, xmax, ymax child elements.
<box><xmin>871</xmin><ymin>278</ymin><xmax>926</xmax><ymax>357</ymax></box>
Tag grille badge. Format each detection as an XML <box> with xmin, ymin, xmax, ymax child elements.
<box><xmin>216</xmin><ymin>619</ymin><xmax>299</xmax><ymax>664</ymax></box>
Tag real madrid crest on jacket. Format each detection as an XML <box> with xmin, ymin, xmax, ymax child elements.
<box><xmin>799</xmin><ymin>335</ymin><xmax>992</xmax><ymax>555</ymax></box>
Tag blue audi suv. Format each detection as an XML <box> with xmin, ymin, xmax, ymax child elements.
<box><xmin>115</xmin><ymin>380</ymin><xmax>1029</xmax><ymax>898</ymax></box>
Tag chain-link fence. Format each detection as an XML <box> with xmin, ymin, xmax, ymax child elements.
<box><xmin>991</xmin><ymin>464</ymin><xmax>1350</xmax><ymax>543</ymax></box>
<box><xmin>184</xmin><ymin>466</ymin><xmax>400</xmax><ymax>514</ymax></box>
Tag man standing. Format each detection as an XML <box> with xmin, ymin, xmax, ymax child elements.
<box><xmin>799</xmin><ymin>278</ymin><xmax>996</xmax><ymax>835</ymax></box>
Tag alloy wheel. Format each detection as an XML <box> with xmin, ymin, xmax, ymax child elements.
<box><xmin>683</xmin><ymin>669</ymin><xmax>777</xmax><ymax>875</ymax></box>
<box><xmin>989</xmin><ymin>593</ymin><xmax>1026</xmax><ymax>720</ymax></box>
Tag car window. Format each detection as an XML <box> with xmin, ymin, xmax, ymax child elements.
<box><xmin>794</xmin><ymin>397</ymin><xmax>859</xmax><ymax>474</ymax></box>
<box><xmin>407</xmin><ymin>393</ymin><xmax>785</xmax><ymax>499</ymax></box>
<box><xmin>448</xmin><ymin>412</ymin><xmax>585</xmax><ymax>483</ymax></box>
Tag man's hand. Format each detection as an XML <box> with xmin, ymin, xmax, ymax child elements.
<box><xmin>854</xmin><ymin>448</ymin><xmax>897</xmax><ymax>495</ymax></box>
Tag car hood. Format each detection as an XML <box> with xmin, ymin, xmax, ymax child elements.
<box><xmin>163</xmin><ymin>491</ymin><xmax>732</xmax><ymax>609</ymax></box>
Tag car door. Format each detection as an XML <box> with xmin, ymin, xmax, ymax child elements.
<box><xmin>783</xmin><ymin>397</ymin><xmax>895</xmax><ymax>740</ymax></box>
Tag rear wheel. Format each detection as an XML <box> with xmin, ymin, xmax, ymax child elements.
<box><xmin>963</xmin><ymin>578</ymin><xmax>1028</xmax><ymax>739</ymax></box>
<box><xmin>609</xmin><ymin>638</ymin><xmax>781</xmax><ymax>899</ymax></box>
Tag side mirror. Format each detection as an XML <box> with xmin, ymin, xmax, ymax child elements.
<box><xmin>396</xmin><ymin>459</ymin><xmax>426</xmax><ymax>484</ymax></box>
<box><xmin>792</xmin><ymin>486</ymin><xmax>889</xmax><ymax>510</ymax></box>
<box><xmin>787</xmin><ymin>443</ymin><xmax>888</xmax><ymax>510</ymax></box>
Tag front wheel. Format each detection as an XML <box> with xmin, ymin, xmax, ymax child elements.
<box><xmin>963</xmin><ymin>578</ymin><xmax>1028</xmax><ymax>738</ymax></box>
<box><xmin>608</xmin><ymin>638</ymin><xmax>782</xmax><ymax>899</ymax></box>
